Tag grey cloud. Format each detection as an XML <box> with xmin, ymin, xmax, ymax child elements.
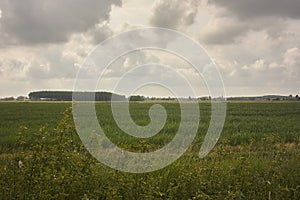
<box><xmin>150</xmin><ymin>0</ymin><xmax>199</xmax><ymax>30</ymax></box>
<box><xmin>201</xmin><ymin>16</ymin><xmax>290</xmax><ymax>45</ymax></box>
<box><xmin>0</xmin><ymin>0</ymin><xmax>121</xmax><ymax>45</ymax></box>
<box><xmin>210</xmin><ymin>0</ymin><xmax>300</xmax><ymax>20</ymax></box>
<box><xmin>201</xmin><ymin>0</ymin><xmax>300</xmax><ymax>45</ymax></box>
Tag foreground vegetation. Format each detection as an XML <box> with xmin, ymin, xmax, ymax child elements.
<box><xmin>0</xmin><ymin>101</ymin><xmax>299</xmax><ymax>199</ymax></box>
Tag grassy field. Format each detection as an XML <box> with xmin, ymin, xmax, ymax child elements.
<box><xmin>0</xmin><ymin>101</ymin><xmax>299</xmax><ymax>199</ymax></box>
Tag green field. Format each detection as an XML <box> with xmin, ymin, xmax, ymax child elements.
<box><xmin>0</xmin><ymin>101</ymin><xmax>299</xmax><ymax>199</ymax></box>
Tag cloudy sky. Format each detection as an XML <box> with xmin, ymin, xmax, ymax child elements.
<box><xmin>0</xmin><ymin>0</ymin><xmax>299</xmax><ymax>97</ymax></box>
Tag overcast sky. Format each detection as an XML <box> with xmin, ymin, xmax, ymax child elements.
<box><xmin>0</xmin><ymin>0</ymin><xmax>299</xmax><ymax>97</ymax></box>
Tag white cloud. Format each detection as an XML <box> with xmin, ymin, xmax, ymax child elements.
<box><xmin>284</xmin><ymin>47</ymin><xmax>300</xmax><ymax>66</ymax></box>
<box><xmin>283</xmin><ymin>47</ymin><xmax>300</xmax><ymax>79</ymax></box>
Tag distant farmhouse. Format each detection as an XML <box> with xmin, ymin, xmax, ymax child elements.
<box><xmin>16</xmin><ymin>96</ymin><xmax>28</xmax><ymax>101</ymax></box>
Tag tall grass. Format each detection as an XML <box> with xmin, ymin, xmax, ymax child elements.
<box><xmin>0</xmin><ymin>101</ymin><xmax>299</xmax><ymax>199</ymax></box>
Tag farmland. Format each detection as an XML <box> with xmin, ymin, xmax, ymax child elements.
<box><xmin>0</xmin><ymin>101</ymin><xmax>299</xmax><ymax>199</ymax></box>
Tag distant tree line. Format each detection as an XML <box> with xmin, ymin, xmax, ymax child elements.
<box><xmin>2</xmin><ymin>92</ymin><xmax>300</xmax><ymax>102</ymax></box>
<box><xmin>226</xmin><ymin>95</ymin><xmax>300</xmax><ymax>101</ymax></box>
<box><xmin>28</xmin><ymin>91</ymin><xmax>126</xmax><ymax>101</ymax></box>
<box><xmin>129</xmin><ymin>95</ymin><xmax>145</xmax><ymax>101</ymax></box>
<box><xmin>0</xmin><ymin>97</ymin><xmax>15</xmax><ymax>101</ymax></box>
<box><xmin>128</xmin><ymin>95</ymin><xmax>179</xmax><ymax>101</ymax></box>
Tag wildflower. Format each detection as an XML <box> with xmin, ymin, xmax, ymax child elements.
<box><xmin>18</xmin><ymin>160</ymin><xmax>23</xmax><ymax>169</ymax></box>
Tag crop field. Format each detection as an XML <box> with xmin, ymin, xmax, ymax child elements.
<box><xmin>0</xmin><ymin>101</ymin><xmax>299</xmax><ymax>199</ymax></box>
